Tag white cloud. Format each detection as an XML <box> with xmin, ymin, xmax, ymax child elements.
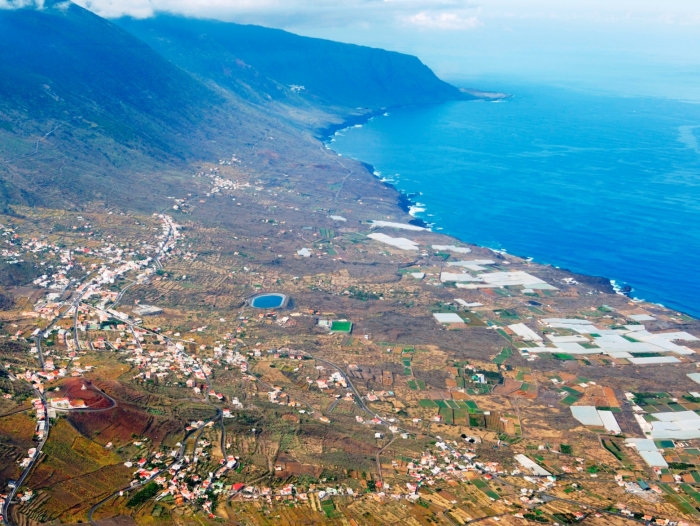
<box><xmin>404</xmin><ymin>11</ymin><xmax>481</xmax><ymax>29</ymax></box>
<box><xmin>0</xmin><ymin>0</ymin><xmax>671</xmax><ymax>33</ymax></box>
<box><xmin>5</xmin><ymin>0</ymin><xmax>698</xmax><ymax>28</ymax></box>
<box><xmin>70</xmin><ymin>0</ymin><xmax>484</xmax><ymax>28</ymax></box>
<box><xmin>74</xmin><ymin>0</ymin><xmax>346</xmax><ymax>20</ymax></box>
<box><xmin>0</xmin><ymin>0</ymin><xmax>44</xmax><ymax>9</ymax></box>
<box><xmin>75</xmin><ymin>0</ymin><xmax>294</xmax><ymax>19</ymax></box>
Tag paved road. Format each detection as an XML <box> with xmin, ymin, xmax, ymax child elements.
<box><xmin>2</xmin><ymin>275</ymin><xmax>96</xmax><ymax>525</ymax></box>
<box><xmin>35</xmin><ymin>287</ymin><xmax>86</xmax><ymax>370</ymax></box>
<box><xmin>327</xmin><ymin>397</ymin><xmax>340</xmax><ymax>413</ymax></box>
<box><xmin>291</xmin><ymin>351</ymin><xmax>416</xmax><ymax>491</ymax></box>
<box><xmin>10</xmin><ymin>275</ymin><xmax>647</xmax><ymax>525</ymax></box>
<box><xmin>489</xmin><ymin>473</ymin><xmax>645</xmax><ymax>525</ymax></box>
<box><xmin>4</xmin><ymin>278</ymin><xmax>109</xmax><ymax>524</ymax></box>
<box><xmin>86</xmin><ymin>315</ymin><xmax>224</xmax><ymax>525</ymax></box>
<box><xmin>3</xmin><ymin>222</ymin><xmax>179</xmax><ymax>525</ymax></box>
<box><xmin>375</xmin><ymin>434</ymin><xmax>396</xmax><ymax>486</ymax></box>
<box><xmin>53</xmin><ymin>384</ymin><xmax>118</xmax><ymax>414</ymax></box>
<box><xmin>73</xmin><ymin>296</ymin><xmax>82</xmax><ymax>351</ymax></box>
<box><xmin>111</xmin><ymin>280</ymin><xmax>136</xmax><ymax>308</ymax></box>
<box><xmin>2</xmin><ymin>290</ymin><xmax>116</xmax><ymax>525</ymax></box>
<box><xmin>1</xmin><ymin>385</ymin><xmax>49</xmax><ymax>526</ymax></box>
<box><xmin>154</xmin><ymin>218</ymin><xmax>175</xmax><ymax>271</ymax></box>
<box><xmin>110</xmin><ymin>222</ymin><xmax>168</xmax><ymax>308</ymax></box>
<box><xmin>33</xmin><ymin>296</ymin><xmax>72</xmax><ymax>370</ymax></box>
<box><xmin>301</xmin><ymin>352</ymin><xmax>392</xmax><ymax>427</ymax></box>
<box><xmin>87</xmin><ymin>403</ymin><xmax>221</xmax><ymax>524</ymax></box>
<box><xmin>87</xmin><ymin>425</ymin><xmax>201</xmax><ymax>526</ymax></box>
<box><xmin>292</xmin><ymin>351</ymin><xmax>650</xmax><ymax>524</ymax></box>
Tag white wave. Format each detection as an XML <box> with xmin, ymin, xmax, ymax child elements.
<box><xmin>610</xmin><ymin>279</ymin><xmax>627</xmax><ymax>295</ymax></box>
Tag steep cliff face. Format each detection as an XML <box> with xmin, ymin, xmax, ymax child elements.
<box><xmin>0</xmin><ymin>2</ymin><xmax>467</xmax><ymax>209</ymax></box>
<box><xmin>115</xmin><ymin>15</ymin><xmax>469</xmax><ymax>110</ymax></box>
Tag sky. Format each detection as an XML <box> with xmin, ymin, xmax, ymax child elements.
<box><xmin>6</xmin><ymin>0</ymin><xmax>700</xmax><ymax>100</ymax></box>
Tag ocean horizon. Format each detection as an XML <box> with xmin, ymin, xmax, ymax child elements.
<box><xmin>329</xmin><ymin>82</ymin><xmax>700</xmax><ymax>318</ymax></box>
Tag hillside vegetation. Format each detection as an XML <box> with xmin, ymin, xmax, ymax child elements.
<box><xmin>0</xmin><ymin>1</ymin><xmax>467</xmax><ymax>211</ymax></box>
<box><xmin>116</xmin><ymin>15</ymin><xmax>469</xmax><ymax>109</ymax></box>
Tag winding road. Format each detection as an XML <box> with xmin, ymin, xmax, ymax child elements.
<box><xmin>85</xmin><ymin>309</ymin><xmax>225</xmax><ymax>525</ymax></box>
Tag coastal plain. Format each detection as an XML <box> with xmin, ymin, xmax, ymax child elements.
<box><xmin>3</xmin><ymin>140</ymin><xmax>700</xmax><ymax>525</ymax></box>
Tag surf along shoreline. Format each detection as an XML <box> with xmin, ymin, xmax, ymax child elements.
<box><xmin>316</xmin><ymin>107</ymin><xmax>431</xmax><ymax>229</ymax></box>
<box><xmin>316</xmin><ymin>101</ymin><xmax>693</xmax><ymax>316</ymax></box>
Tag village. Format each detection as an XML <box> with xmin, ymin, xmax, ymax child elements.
<box><xmin>0</xmin><ymin>160</ymin><xmax>699</xmax><ymax>525</ymax></box>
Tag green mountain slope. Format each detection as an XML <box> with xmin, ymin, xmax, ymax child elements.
<box><xmin>0</xmin><ymin>2</ymin><xmax>469</xmax><ymax>211</ymax></box>
<box><xmin>0</xmin><ymin>1</ymin><xmax>223</xmax><ymax>155</ymax></box>
<box><xmin>115</xmin><ymin>15</ymin><xmax>469</xmax><ymax>109</ymax></box>
<box><xmin>0</xmin><ymin>1</ymin><xmax>245</xmax><ymax>208</ymax></box>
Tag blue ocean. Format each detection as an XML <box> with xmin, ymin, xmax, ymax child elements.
<box><xmin>329</xmin><ymin>83</ymin><xmax>700</xmax><ymax>317</ymax></box>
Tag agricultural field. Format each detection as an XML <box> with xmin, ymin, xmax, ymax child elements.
<box><xmin>0</xmin><ymin>135</ymin><xmax>699</xmax><ymax>526</ymax></box>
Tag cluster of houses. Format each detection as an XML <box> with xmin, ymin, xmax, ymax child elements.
<box><xmin>30</xmin><ymin>398</ymin><xmax>48</xmax><ymax>440</ymax></box>
<box><xmin>0</xmin><ymin>215</ymin><xmax>188</xmax><ymax>498</ymax></box>
<box><xmin>192</xmin><ymin>167</ymin><xmax>257</xmax><ymax>200</ymax></box>
<box><xmin>118</xmin><ymin>433</ymin><xmax>242</xmax><ymax>516</ymax></box>
<box><xmin>0</xmin><ymin>223</ymin><xmax>74</xmax><ymax>289</ymax></box>
<box><xmin>5</xmin><ymin>213</ymin><xmax>177</xmax><ymax>302</ymax></box>
<box><xmin>313</xmin><ymin>368</ymin><xmax>347</xmax><ymax>390</ymax></box>
<box><xmin>0</xmin><ymin>211</ymin><xmax>345</xmax><ymax>520</ymax></box>
<box><xmin>0</xmin><ymin>488</ymin><xmax>34</xmax><ymax>518</ymax></box>
<box><xmin>4</xmin><ymin>215</ymin><xmax>179</xmax><ymax>345</ymax></box>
